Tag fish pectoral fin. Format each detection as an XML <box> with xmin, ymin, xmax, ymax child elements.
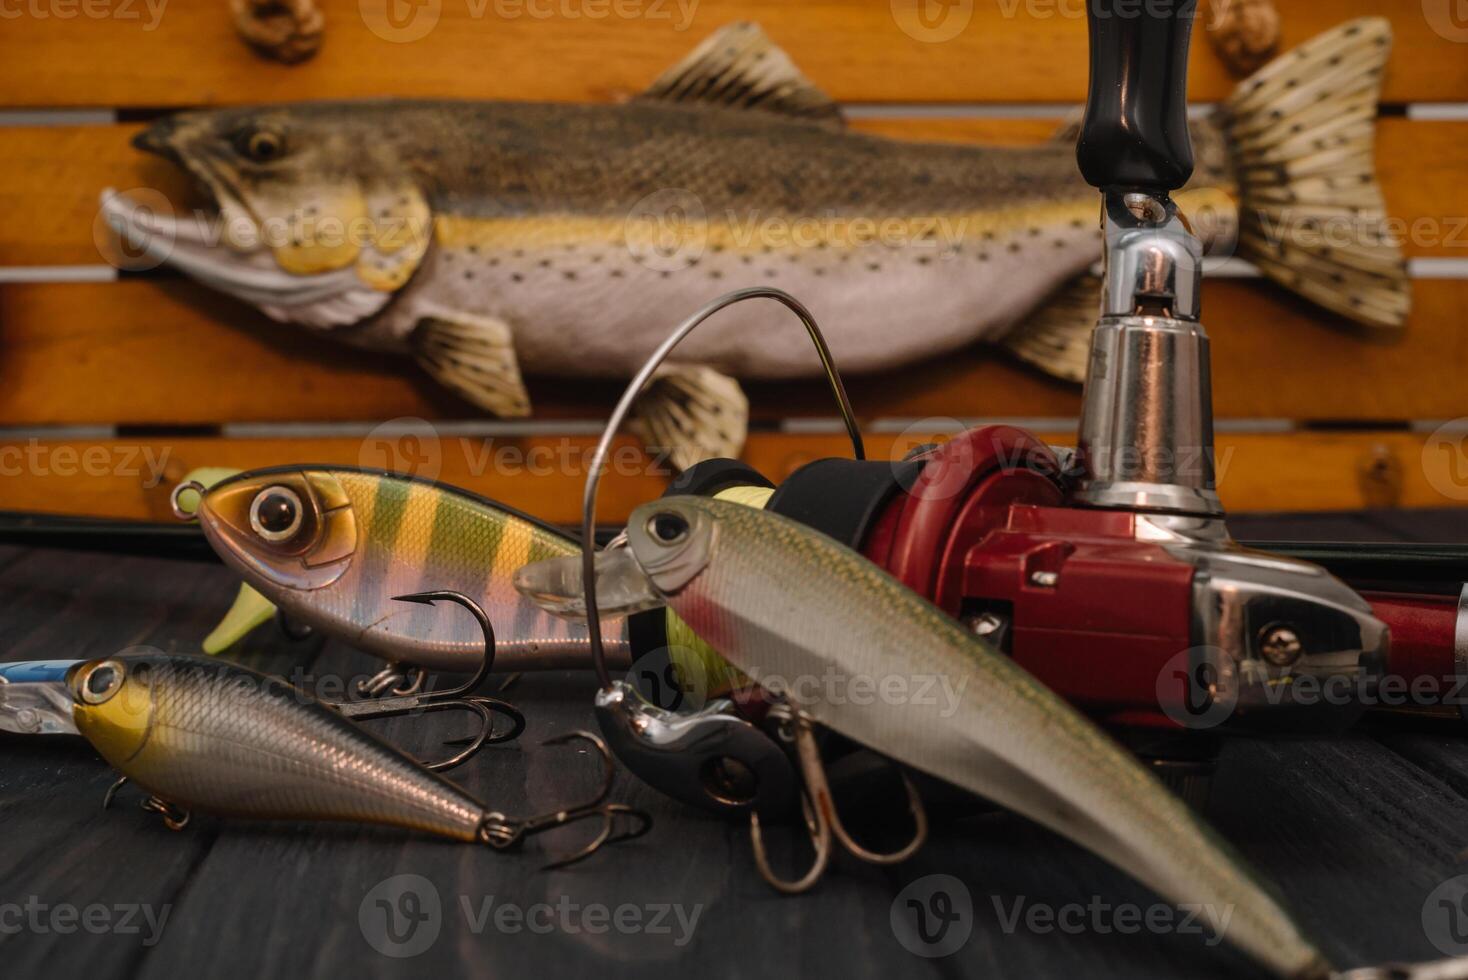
<box><xmin>628</xmin><ymin>363</ymin><xmax>748</xmax><ymax>471</ymax></box>
<box><xmin>1000</xmin><ymin>274</ymin><xmax>1099</xmax><ymax>384</ymax></box>
<box><xmin>637</xmin><ymin>22</ymin><xmax>845</xmax><ymax>130</ymax></box>
<box><xmin>412</xmin><ymin>312</ymin><xmax>531</xmax><ymax>418</ymax></box>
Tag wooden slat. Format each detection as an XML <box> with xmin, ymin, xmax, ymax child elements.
<box><xmin>0</xmin><ymin>1</ymin><xmax>1463</xmax><ymax>108</ymax></box>
<box><xmin>1</xmin><ymin>276</ymin><xmax>1464</xmax><ymax>425</ymax></box>
<box><xmin>0</xmin><ymin>429</ymin><xmax>1453</xmax><ymax>523</ymax></box>
<box><xmin>7</xmin><ymin>117</ymin><xmax>1465</xmax><ymax>268</ymax></box>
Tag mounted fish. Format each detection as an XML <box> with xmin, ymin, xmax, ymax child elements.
<box><xmin>61</xmin><ymin>623</ymin><xmax>647</xmax><ymax>865</ymax></box>
<box><xmin>102</xmin><ymin>19</ymin><xmax>1407</xmax><ymax>468</ymax></box>
<box><xmin>175</xmin><ymin>465</ymin><xmax>633</xmax><ymax>681</ymax></box>
<box><xmin>516</xmin><ymin>497</ymin><xmax>1464</xmax><ymax>979</ymax></box>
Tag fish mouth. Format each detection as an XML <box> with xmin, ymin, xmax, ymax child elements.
<box><xmin>514</xmin><ymin>548</ymin><xmax>666</xmax><ymax>621</ymax></box>
<box><xmin>98</xmin><ymin>188</ymin><xmax>390</xmax><ymax>328</ymax></box>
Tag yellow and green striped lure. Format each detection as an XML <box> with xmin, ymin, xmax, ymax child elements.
<box><xmin>193</xmin><ymin>466</ymin><xmax>630</xmax><ymax>672</ymax></box>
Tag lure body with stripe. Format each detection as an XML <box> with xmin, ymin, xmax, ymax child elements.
<box><xmin>72</xmin><ymin>655</ymin><xmax>486</xmax><ymax>838</ymax></box>
<box><xmin>195</xmin><ymin>466</ymin><xmax>630</xmax><ymax>672</ymax></box>
<box><xmin>584</xmin><ymin>498</ymin><xmax>1333</xmax><ymax>978</ymax></box>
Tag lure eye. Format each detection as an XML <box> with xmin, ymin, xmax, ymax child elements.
<box><xmin>238</xmin><ymin>129</ymin><xmax>285</xmax><ymax>163</ymax></box>
<box><xmin>647</xmin><ymin>512</ymin><xmax>689</xmax><ymax>545</ymax></box>
<box><xmin>249</xmin><ymin>486</ymin><xmax>304</xmax><ymax>543</ymax></box>
<box><xmin>77</xmin><ymin>660</ymin><xmax>126</xmax><ymax>706</ymax></box>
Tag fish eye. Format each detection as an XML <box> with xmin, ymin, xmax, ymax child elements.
<box><xmin>77</xmin><ymin>660</ymin><xmax>125</xmax><ymax>706</ymax></box>
<box><xmin>249</xmin><ymin>486</ymin><xmax>304</xmax><ymax>543</ymax></box>
<box><xmin>646</xmin><ymin>512</ymin><xmax>689</xmax><ymax>545</ymax></box>
<box><xmin>237</xmin><ymin>129</ymin><xmax>285</xmax><ymax>163</ymax></box>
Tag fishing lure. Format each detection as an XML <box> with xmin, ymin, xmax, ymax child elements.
<box><xmin>0</xmin><ymin>660</ymin><xmax>80</xmax><ymax>736</ymax></box>
<box><xmin>175</xmin><ymin>465</ymin><xmax>632</xmax><ymax>690</ymax></box>
<box><xmin>517</xmin><ymin>497</ymin><xmax>1468</xmax><ymax>978</ymax></box>
<box><xmin>70</xmin><ymin>592</ymin><xmax>648</xmax><ymax>864</ymax></box>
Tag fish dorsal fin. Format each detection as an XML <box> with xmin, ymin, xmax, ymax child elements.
<box><xmin>638</xmin><ymin>22</ymin><xmax>845</xmax><ymax>129</ymax></box>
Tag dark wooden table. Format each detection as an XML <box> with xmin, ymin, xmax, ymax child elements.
<box><xmin>3</xmin><ymin>510</ymin><xmax>1468</xmax><ymax>979</ymax></box>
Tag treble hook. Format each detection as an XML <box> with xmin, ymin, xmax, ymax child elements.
<box><xmin>329</xmin><ymin>591</ymin><xmax>526</xmax><ymax>772</ymax></box>
<box><xmin>750</xmin><ymin>706</ymin><xmax>928</xmax><ymax>895</ymax></box>
<box><xmin>478</xmin><ymin>731</ymin><xmax>653</xmax><ymax>869</ymax></box>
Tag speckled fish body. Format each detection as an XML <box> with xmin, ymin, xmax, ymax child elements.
<box><xmin>71</xmin><ymin>655</ymin><xmax>485</xmax><ymax>838</ymax></box>
<box><xmin>106</xmin><ymin>20</ymin><xmax>1402</xmax><ymax>386</ymax></box>
<box><xmin>608</xmin><ymin>497</ymin><xmax>1331</xmax><ymax>979</ymax></box>
<box><xmin>195</xmin><ymin>465</ymin><xmax>630</xmax><ymax>673</ymax></box>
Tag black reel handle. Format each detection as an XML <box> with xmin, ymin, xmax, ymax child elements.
<box><xmin>1077</xmin><ymin>0</ymin><xmax>1197</xmax><ymax>192</ymax></box>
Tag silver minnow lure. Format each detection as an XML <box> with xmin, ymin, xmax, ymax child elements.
<box><xmin>515</xmin><ymin>496</ymin><xmax>1468</xmax><ymax>980</ymax></box>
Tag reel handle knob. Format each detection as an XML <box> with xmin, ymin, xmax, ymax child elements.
<box><xmin>1077</xmin><ymin>0</ymin><xmax>1197</xmax><ymax>191</ymax></box>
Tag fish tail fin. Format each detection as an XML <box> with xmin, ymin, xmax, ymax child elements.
<box><xmin>1225</xmin><ymin>16</ymin><xmax>1410</xmax><ymax>329</ymax></box>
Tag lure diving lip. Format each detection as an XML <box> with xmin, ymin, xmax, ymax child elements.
<box><xmin>180</xmin><ymin>465</ymin><xmax>633</xmax><ymax>674</ymax></box>
<box><xmin>0</xmin><ymin>660</ymin><xmax>80</xmax><ymax>736</ymax></box>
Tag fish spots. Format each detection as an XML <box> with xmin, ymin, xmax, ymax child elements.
<box><xmin>511</xmin><ymin>273</ymin><xmax>524</xmax><ymax>283</ymax></box>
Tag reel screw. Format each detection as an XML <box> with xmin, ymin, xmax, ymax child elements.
<box><xmin>1259</xmin><ymin>625</ymin><xmax>1303</xmax><ymax>667</ymax></box>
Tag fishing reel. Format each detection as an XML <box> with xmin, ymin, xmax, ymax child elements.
<box><xmin>605</xmin><ymin>0</ymin><xmax>1396</xmax><ymax>808</ymax></box>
